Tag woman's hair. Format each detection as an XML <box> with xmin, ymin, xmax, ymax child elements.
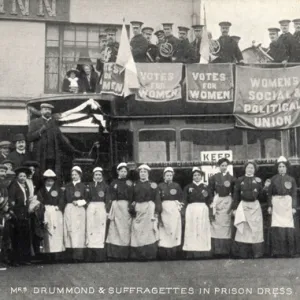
<box><xmin>244</xmin><ymin>160</ymin><xmax>258</xmax><ymax>173</ymax></box>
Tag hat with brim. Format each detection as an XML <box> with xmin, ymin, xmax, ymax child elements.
<box><xmin>244</xmin><ymin>160</ymin><xmax>258</xmax><ymax>172</ymax></box>
<box><xmin>93</xmin><ymin>167</ymin><xmax>103</xmax><ymax>173</ymax></box>
<box><xmin>142</xmin><ymin>27</ymin><xmax>154</xmax><ymax>33</ymax></box>
<box><xmin>279</xmin><ymin>19</ymin><xmax>291</xmax><ymax>25</ymax></box>
<box><xmin>72</xmin><ymin>166</ymin><xmax>82</xmax><ymax>174</ymax></box>
<box><xmin>192</xmin><ymin>167</ymin><xmax>205</xmax><ymax>176</ymax></box>
<box><xmin>105</xmin><ymin>27</ymin><xmax>118</xmax><ymax>33</ymax></box>
<box><xmin>0</xmin><ymin>164</ymin><xmax>8</xmax><ymax>171</ymax></box>
<box><xmin>275</xmin><ymin>156</ymin><xmax>290</xmax><ymax>169</ymax></box>
<box><xmin>154</xmin><ymin>30</ymin><xmax>164</xmax><ymax>36</ymax></box>
<box><xmin>178</xmin><ymin>26</ymin><xmax>190</xmax><ymax>33</ymax></box>
<box><xmin>293</xmin><ymin>19</ymin><xmax>300</xmax><ymax>23</ymax></box>
<box><xmin>162</xmin><ymin>23</ymin><xmax>173</xmax><ymax>29</ymax></box>
<box><xmin>164</xmin><ymin>167</ymin><xmax>174</xmax><ymax>174</ymax></box>
<box><xmin>117</xmin><ymin>162</ymin><xmax>128</xmax><ymax>170</ymax></box>
<box><xmin>0</xmin><ymin>197</ymin><xmax>8</xmax><ymax>211</ymax></box>
<box><xmin>268</xmin><ymin>27</ymin><xmax>280</xmax><ymax>33</ymax></box>
<box><xmin>130</xmin><ymin>21</ymin><xmax>144</xmax><ymax>28</ymax></box>
<box><xmin>22</xmin><ymin>161</ymin><xmax>40</xmax><ymax>168</ymax></box>
<box><xmin>138</xmin><ymin>164</ymin><xmax>151</xmax><ymax>171</ymax></box>
<box><xmin>192</xmin><ymin>24</ymin><xmax>204</xmax><ymax>30</ymax></box>
<box><xmin>40</xmin><ymin>103</ymin><xmax>54</xmax><ymax>110</ymax></box>
<box><xmin>217</xmin><ymin>157</ymin><xmax>231</xmax><ymax>166</ymax></box>
<box><xmin>12</xmin><ymin>133</ymin><xmax>26</xmax><ymax>143</ymax></box>
<box><xmin>0</xmin><ymin>141</ymin><xmax>11</xmax><ymax>148</ymax></box>
<box><xmin>66</xmin><ymin>68</ymin><xmax>80</xmax><ymax>77</ymax></box>
<box><xmin>43</xmin><ymin>169</ymin><xmax>57</xmax><ymax>178</ymax></box>
<box><xmin>219</xmin><ymin>21</ymin><xmax>232</xmax><ymax>27</ymax></box>
<box><xmin>2</xmin><ymin>160</ymin><xmax>14</xmax><ymax>166</ymax></box>
<box><xmin>14</xmin><ymin>166</ymin><xmax>31</xmax><ymax>176</ymax></box>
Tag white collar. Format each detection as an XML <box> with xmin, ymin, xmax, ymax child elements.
<box><xmin>46</xmin><ymin>186</ymin><xmax>51</xmax><ymax>191</ymax></box>
<box><xmin>42</xmin><ymin>116</ymin><xmax>52</xmax><ymax>121</ymax></box>
<box><xmin>73</xmin><ymin>180</ymin><xmax>81</xmax><ymax>186</ymax></box>
<box><xmin>193</xmin><ymin>180</ymin><xmax>203</xmax><ymax>186</ymax></box>
<box><xmin>245</xmin><ymin>174</ymin><xmax>254</xmax><ymax>177</ymax></box>
<box><xmin>94</xmin><ymin>180</ymin><xmax>102</xmax><ymax>185</ymax></box>
<box><xmin>16</xmin><ymin>149</ymin><xmax>25</xmax><ymax>154</ymax></box>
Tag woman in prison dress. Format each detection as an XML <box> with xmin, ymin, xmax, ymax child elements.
<box><xmin>37</xmin><ymin>169</ymin><xmax>65</xmax><ymax>263</ymax></box>
<box><xmin>183</xmin><ymin>167</ymin><xmax>213</xmax><ymax>259</ymax></box>
<box><xmin>209</xmin><ymin>158</ymin><xmax>235</xmax><ymax>257</ymax></box>
<box><xmin>158</xmin><ymin>167</ymin><xmax>184</xmax><ymax>260</ymax></box>
<box><xmin>130</xmin><ymin>164</ymin><xmax>162</xmax><ymax>260</ymax></box>
<box><xmin>106</xmin><ymin>162</ymin><xmax>133</xmax><ymax>260</ymax></box>
<box><xmin>267</xmin><ymin>156</ymin><xmax>298</xmax><ymax>257</ymax></box>
<box><xmin>63</xmin><ymin>166</ymin><xmax>88</xmax><ymax>262</ymax></box>
<box><xmin>85</xmin><ymin>167</ymin><xmax>109</xmax><ymax>262</ymax></box>
<box><xmin>232</xmin><ymin>160</ymin><xmax>264</xmax><ymax>258</ymax></box>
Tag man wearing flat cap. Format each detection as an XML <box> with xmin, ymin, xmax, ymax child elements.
<box><xmin>191</xmin><ymin>24</ymin><xmax>204</xmax><ymax>63</ymax></box>
<box><xmin>267</xmin><ymin>28</ymin><xmax>289</xmax><ymax>63</ymax></box>
<box><xmin>213</xmin><ymin>21</ymin><xmax>244</xmax><ymax>63</ymax></box>
<box><xmin>130</xmin><ymin>21</ymin><xmax>149</xmax><ymax>62</ymax></box>
<box><xmin>277</xmin><ymin>20</ymin><xmax>297</xmax><ymax>62</ymax></box>
<box><xmin>293</xmin><ymin>19</ymin><xmax>300</xmax><ymax>62</ymax></box>
<box><xmin>0</xmin><ymin>141</ymin><xmax>11</xmax><ymax>163</ymax></box>
<box><xmin>27</xmin><ymin>103</ymin><xmax>82</xmax><ymax>181</ymax></box>
<box><xmin>172</xmin><ymin>26</ymin><xmax>197</xmax><ymax>63</ymax></box>
<box><xmin>142</xmin><ymin>27</ymin><xmax>158</xmax><ymax>62</ymax></box>
<box><xmin>7</xmin><ymin>133</ymin><xmax>32</xmax><ymax>168</ymax></box>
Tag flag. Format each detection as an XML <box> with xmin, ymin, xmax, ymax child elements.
<box><xmin>116</xmin><ymin>20</ymin><xmax>139</xmax><ymax>97</ymax></box>
<box><xmin>199</xmin><ymin>3</ymin><xmax>210</xmax><ymax>64</ymax></box>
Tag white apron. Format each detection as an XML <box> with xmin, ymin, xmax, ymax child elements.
<box><xmin>130</xmin><ymin>201</ymin><xmax>159</xmax><ymax>247</ymax></box>
<box><xmin>43</xmin><ymin>205</ymin><xmax>65</xmax><ymax>253</ymax></box>
<box><xmin>106</xmin><ymin>200</ymin><xmax>132</xmax><ymax>246</ymax></box>
<box><xmin>210</xmin><ymin>195</ymin><xmax>233</xmax><ymax>239</ymax></box>
<box><xmin>234</xmin><ymin>200</ymin><xmax>263</xmax><ymax>244</ymax></box>
<box><xmin>64</xmin><ymin>203</ymin><xmax>86</xmax><ymax>248</ymax></box>
<box><xmin>183</xmin><ymin>203</ymin><xmax>211</xmax><ymax>252</ymax></box>
<box><xmin>86</xmin><ymin>202</ymin><xmax>107</xmax><ymax>248</ymax></box>
<box><xmin>271</xmin><ymin>195</ymin><xmax>294</xmax><ymax>228</ymax></box>
<box><xmin>158</xmin><ymin>201</ymin><xmax>182</xmax><ymax>248</ymax></box>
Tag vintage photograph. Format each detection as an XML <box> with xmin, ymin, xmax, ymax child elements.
<box><xmin>0</xmin><ymin>0</ymin><xmax>300</xmax><ymax>299</ymax></box>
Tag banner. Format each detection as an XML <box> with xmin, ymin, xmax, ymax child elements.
<box><xmin>100</xmin><ymin>63</ymin><xmax>125</xmax><ymax>96</ymax></box>
<box><xmin>186</xmin><ymin>64</ymin><xmax>234</xmax><ymax>103</ymax></box>
<box><xmin>200</xmin><ymin>150</ymin><xmax>233</xmax><ymax>184</ymax></box>
<box><xmin>234</xmin><ymin>65</ymin><xmax>300</xmax><ymax>129</ymax></box>
<box><xmin>135</xmin><ymin>63</ymin><xmax>182</xmax><ymax>102</ymax></box>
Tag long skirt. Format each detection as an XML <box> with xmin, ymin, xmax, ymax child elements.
<box><xmin>269</xmin><ymin>195</ymin><xmax>296</xmax><ymax>257</ymax></box>
<box><xmin>85</xmin><ymin>202</ymin><xmax>107</xmax><ymax>262</ymax></box>
<box><xmin>183</xmin><ymin>203</ymin><xmax>211</xmax><ymax>259</ymax></box>
<box><xmin>64</xmin><ymin>203</ymin><xmax>86</xmax><ymax>261</ymax></box>
<box><xmin>130</xmin><ymin>201</ymin><xmax>159</xmax><ymax>260</ymax></box>
<box><xmin>106</xmin><ymin>200</ymin><xmax>132</xmax><ymax>260</ymax></box>
<box><xmin>233</xmin><ymin>200</ymin><xmax>264</xmax><ymax>258</ymax></box>
<box><xmin>210</xmin><ymin>195</ymin><xmax>233</xmax><ymax>256</ymax></box>
<box><xmin>43</xmin><ymin>205</ymin><xmax>65</xmax><ymax>254</ymax></box>
<box><xmin>158</xmin><ymin>200</ymin><xmax>182</xmax><ymax>260</ymax></box>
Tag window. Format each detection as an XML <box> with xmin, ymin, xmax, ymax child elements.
<box><xmin>180</xmin><ymin>128</ymin><xmax>245</xmax><ymax>161</ymax></box>
<box><xmin>138</xmin><ymin>130</ymin><xmax>177</xmax><ymax>163</ymax></box>
<box><xmin>45</xmin><ymin>24</ymin><xmax>121</xmax><ymax>93</ymax></box>
<box><xmin>247</xmin><ymin>130</ymin><xmax>281</xmax><ymax>159</ymax></box>
<box><xmin>113</xmin><ymin>129</ymin><xmax>133</xmax><ymax>163</ymax></box>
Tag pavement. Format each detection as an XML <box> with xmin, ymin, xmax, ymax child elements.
<box><xmin>0</xmin><ymin>258</ymin><xmax>299</xmax><ymax>300</ymax></box>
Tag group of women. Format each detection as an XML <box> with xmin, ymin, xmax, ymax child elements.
<box><xmin>3</xmin><ymin>155</ymin><xmax>299</xmax><ymax>265</ymax></box>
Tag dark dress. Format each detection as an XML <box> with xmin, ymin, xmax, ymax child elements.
<box><xmin>106</xmin><ymin>178</ymin><xmax>133</xmax><ymax>260</ymax></box>
<box><xmin>130</xmin><ymin>34</ymin><xmax>149</xmax><ymax>62</ymax></box>
<box><xmin>209</xmin><ymin>172</ymin><xmax>235</xmax><ymax>256</ymax></box>
<box><xmin>85</xmin><ymin>180</ymin><xmax>109</xmax><ymax>262</ymax></box>
<box><xmin>130</xmin><ymin>180</ymin><xmax>162</xmax><ymax>260</ymax></box>
<box><xmin>267</xmin><ymin>174</ymin><xmax>298</xmax><ymax>257</ymax></box>
<box><xmin>182</xmin><ymin>182</ymin><xmax>213</xmax><ymax>259</ymax></box>
<box><xmin>232</xmin><ymin>176</ymin><xmax>265</xmax><ymax>258</ymax></box>
<box><xmin>7</xmin><ymin>180</ymin><xmax>31</xmax><ymax>264</ymax></box>
<box><xmin>157</xmin><ymin>181</ymin><xmax>183</xmax><ymax>260</ymax></box>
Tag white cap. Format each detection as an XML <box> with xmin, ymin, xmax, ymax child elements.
<box><xmin>43</xmin><ymin>169</ymin><xmax>56</xmax><ymax>177</ymax></box>
<box><xmin>117</xmin><ymin>162</ymin><xmax>128</xmax><ymax>170</ymax></box>
<box><xmin>72</xmin><ymin>166</ymin><xmax>82</xmax><ymax>173</ymax></box>
<box><xmin>138</xmin><ymin>164</ymin><xmax>151</xmax><ymax>171</ymax></box>
<box><xmin>277</xmin><ymin>156</ymin><xmax>287</xmax><ymax>163</ymax></box>
<box><xmin>163</xmin><ymin>167</ymin><xmax>174</xmax><ymax>174</ymax></box>
<box><xmin>93</xmin><ymin>167</ymin><xmax>103</xmax><ymax>173</ymax></box>
<box><xmin>192</xmin><ymin>167</ymin><xmax>203</xmax><ymax>174</ymax></box>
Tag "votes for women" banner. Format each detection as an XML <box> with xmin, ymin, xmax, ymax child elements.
<box><xmin>234</xmin><ymin>65</ymin><xmax>300</xmax><ymax>129</ymax></box>
<box><xmin>100</xmin><ymin>63</ymin><xmax>125</xmax><ymax>96</ymax></box>
<box><xmin>185</xmin><ymin>64</ymin><xmax>234</xmax><ymax>103</ymax></box>
<box><xmin>135</xmin><ymin>63</ymin><xmax>182</xmax><ymax>102</ymax></box>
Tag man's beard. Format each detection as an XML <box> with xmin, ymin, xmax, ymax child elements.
<box><xmin>43</xmin><ymin>113</ymin><xmax>52</xmax><ymax>118</ymax></box>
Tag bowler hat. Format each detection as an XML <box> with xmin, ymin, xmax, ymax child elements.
<box><xmin>12</xmin><ymin>133</ymin><xmax>25</xmax><ymax>143</ymax></box>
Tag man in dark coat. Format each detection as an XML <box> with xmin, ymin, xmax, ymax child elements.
<box><xmin>27</xmin><ymin>103</ymin><xmax>81</xmax><ymax>182</ymax></box>
<box><xmin>159</xmin><ymin>23</ymin><xmax>179</xmax><ymax>62</ymax></box>
<box><xmin>105</xmin><ymin>27</ymin><xmax>119</xmax><ymax>63</ymax></box>
<box><xmin>267</xmin><ymin>27</ymin><xmax>289</xmax><ymax>63</ymax></box>
<box><xmin>7</xmin><ymin>134</ymin><xmax>32</xmax><ymax>168</ymax></box>
<box><xmin>130</xmin><ymin>21</ymin><xmax>149</xmax><ymax>62</ymax></box>
<box><xmin>277</xmin><ymin>19</ymin><xmax>297</xmax><ymax>62</ymax></box>
<box><xmin>213</xmin><ymin>21</ymin><xmax>244</xmax><ymax>63</ymax></box>
<box><xmin>0</xmin><ymin>141</ymin><xmax>11</xmax><ymax>163</ymax></box>
<box><xmin>142</xmin><ymin>27</ymin><xmax>158</xmax><ymax>62</ymax></box>
<box><xmin>191</xmin><ymin>24</ymin><xmax>204</xmax><ymax>63</ymax></box>
<box><xmin>154</xmin><ymin>29</ymin><xmax>169</xmax><ymax>62</ymax></box>
<box><xmin>172</xmin><ymin>26</ymin><xmax>197</xmax><ymax>63</ymax></box>
<box><xmin>292</xmin><ymin>19</ymin><xmax>300</xmax><ymax>62</ymax></box>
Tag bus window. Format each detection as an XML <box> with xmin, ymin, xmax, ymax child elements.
<box><xmin>247</xmin><ymin>130</ymin><xmax>281</xmax><ymax>159</ymax></box>
<box><xmin>138</xmin><ymin>130</ymin><xmax>177</xmax><ymax>162</ymax></box>
<box><xmin>113</xmin><ymin>130</ymin><xmax>133</xmax><ymax>163</ymax></box>
<box><xmin>180</xmin><ymin>128</ymin><xmax>245</xmax><ymax>161</ymax></box>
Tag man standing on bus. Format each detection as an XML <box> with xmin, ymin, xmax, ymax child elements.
<box><xmin>267</xmin><ymin>28</ymin><xmax>289</xmax><ymax>63</ymax></box>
